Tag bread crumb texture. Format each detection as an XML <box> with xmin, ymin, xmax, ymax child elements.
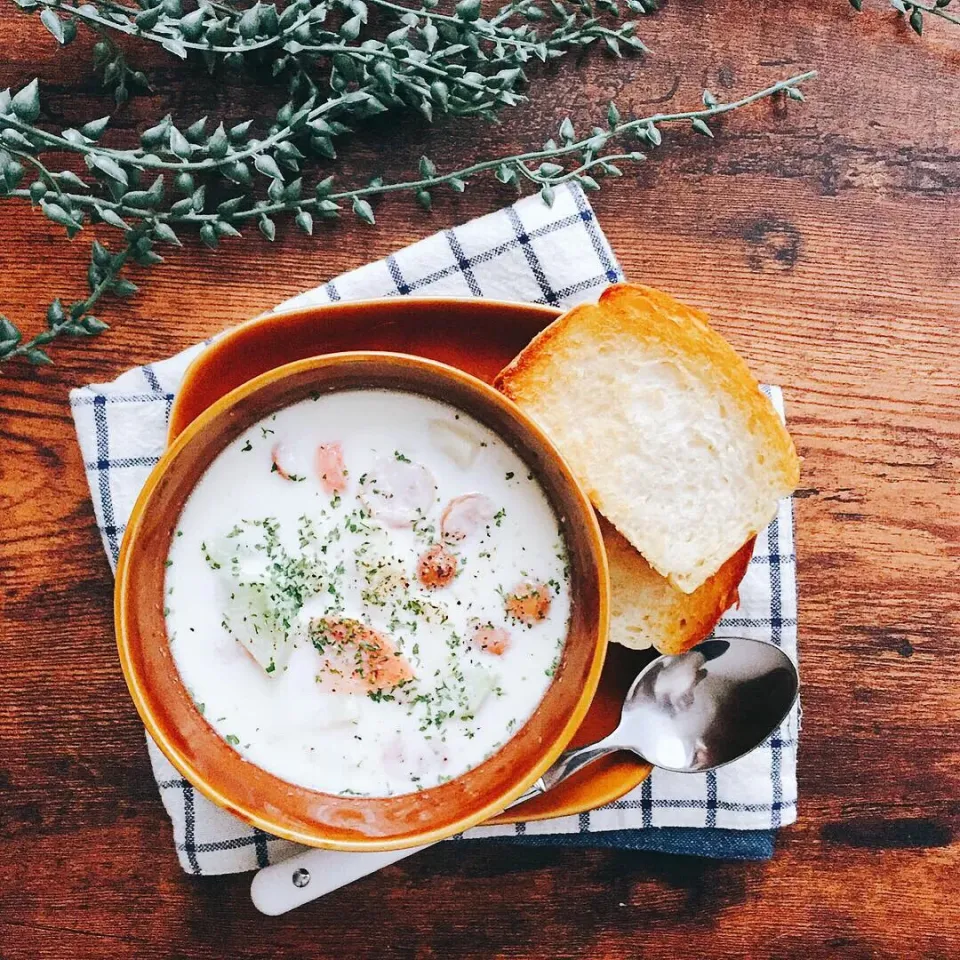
<box><xmin>495</xmin><ymin>283</ymin><xmax>800</xmax><ymax>597</ymax></box>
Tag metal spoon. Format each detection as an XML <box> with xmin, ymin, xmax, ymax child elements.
<box><xmin>251</xmin><ymin>636</ymin><xmax>798</xmax><ymax>915</ymax></box>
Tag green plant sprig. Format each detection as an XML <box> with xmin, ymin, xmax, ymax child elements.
<box><xmin>849</xmin><ymin>0</ymin><xmax>959</xmax><ymax>33</ymax></box>
<box><xmin>17</xmin><ymin>0</ymin><xmax>652</xmax><ymax>107</ymax></box>
<box><xmin>0</xmin><ymin>69</ymin><xmax>815</xmax><ymax>366</ymax></box>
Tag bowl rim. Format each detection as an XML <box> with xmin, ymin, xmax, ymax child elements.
<box><xmin>115</xmin><ymin>349</ymin><xmax>610</xmax><ymax>850</ymax></box>
<box><xmin>167</xmin><ymin>297</ymin><xmax>565</xmax><ymax>446</ymax></box>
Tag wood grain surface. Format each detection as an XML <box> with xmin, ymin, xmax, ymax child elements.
<box><xmin>2</xmin><ymin>0</ymin><xmax>959</xmax><ymax>957</ymax></box>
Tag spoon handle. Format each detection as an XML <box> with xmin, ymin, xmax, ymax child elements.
<box><xmin>251</xmin><ymin>744</ymin><xmax>626</xmax><ymax>915</ymax></box>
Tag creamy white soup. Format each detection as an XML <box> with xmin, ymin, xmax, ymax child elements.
<box><xmin>164</xmin><ymin>388</ymin><xmax>572</xmax><ymax>797</ymax></box>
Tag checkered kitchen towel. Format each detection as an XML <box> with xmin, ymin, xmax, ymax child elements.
<box><xmin>71</xmin><ymin>183</ymin><xmax>799</xmax><ymax>875</ymax></box>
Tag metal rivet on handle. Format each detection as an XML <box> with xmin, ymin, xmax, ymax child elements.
<box><xmin>292</xmin><ymin>867</ymin><xmax>311</xmax><ymax>888</ymax></box>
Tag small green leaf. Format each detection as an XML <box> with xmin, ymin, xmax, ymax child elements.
<box><xmin>179</xmin><ymin>7</ymin><xmax>206</xmax><ymax>40</ymax></box>
<box><xmin>538</xmin><ymin>162</ymin><xmax>564</xmax><ymax>178</ymax></box>
<box><xmin>56</xmin><ymin>171</ymin><xmax>88</xmax><ymax>192</ymax></box>
<box><xmin>141</xmin><ymin>120</ymin><xmax>169</xmax><ymax>150</ymax></box>
<box><xmin>889</xmin><ymin>0</ymin><xmax>907</xmax><ymax>11</ymax></box>
<box><xmin>26</xmin><ymin>347</ymin><xmax>53</xmax><ymax>365</ymax></box>
<box><xmin>352</xmin><ymin>196</ymin><xmax>375</xmax><ymax>225</ymax></box>
<box><xmin>3</xmin><ymin>161</ymin><xmax>24</xmax><ymax>190</ymax></box>
<box><xmin>169</xmin><ymin>127</ymin><xmax>192</xmax><ymax>158</ymax></box>
<box><xmin>645</xmin><ymin>121</ymin><xmax>661</xmax><ymax>146</ymax></box>
<box><xmin>371</xmin><ymin>60</ymin><xmax>396</xmax><ymax>95</ymax></box>
<box><xmin>423</xmin><ymin>20</ymin><xmax>438</xmax><ymax>49</ymax></box>
<box><xmin>217</xmin><ymin>196</ymin><xmax>246</xmax><ymax>215</ymax></box>
<box><xmin>787</xmin><ymin>87</ymin><xmax>805</xmax><ymax>102</ymax></box>
<box><xmin>0</xmin><ymin>315</ymin><xmax>21</xmax><ymax>347</ymax></box>
<box><xmin>223</xmin><ymin>160</ymin><xmax>252</xmax><ymax>186</ymax></box>
<box><xmin>91</xmin><ymin>240</ymin><xmax>111</xmax><ymax>268</ymax></box>
<box><xmin>702</xmin><ymin>90</ymin><xmax>718</xmax><ymax>108</ymax></box>
<box><xmin>40</xmin><ymin>200</ymin><xmax>82</xmax><ymax>231</ymax></box>
<box><xmin>153</xmin><ymin>222</ymin><xmax>181</xmax><ymax>246</ymax></box>
<box><xmin>419</xmin><ymin>156</ymin><xmax>437</xmax><ymax>179</ymax></box>
<box><xmin>238</xmin><ymin>3</ymin><xmax>261</xmax><ymax>38</ymax></box>
<box><xmin>80</xmin><ymin>116</ymin><xmax>111</xmax><ymax>141</ymax></box>
<box><xmin>185</xmin><ymin>117</ymin><xmax>208</xmax><ymax>143</ymax></box>
<box><xmin>214</xmin><ymin>220</ymin><xmax>241</xmax><ymax>239</ymax></box>
<box><xmin>691</xmin><ymin>117</ymin><xmax>714</xmax><ymax>138</ymax></box>
<box><xmin>416</xmin><ymin>189</ymin><xmax>431</xmax><ymax>211</ymax></box>
<box><xmin>98</xmin><ymin>208</ymin><xmax>130</xmax><ymax>230</ymax></box>
<box><xmin>455</xmin><ymin>0</ymin><xmax>481</xmax><ymax>20</ymax></box>
<box><xmin>254</xmin><ymin>154</ymin><xmax>284</xmax><ymax>181</ymax></box>
<box><xmin>28</xmin><ymin>180</ymin><xmax>47</xmax><ymax>203</ymax></box>
<box><xmin>540</xmin><ymin>183</ymin><xmax>555</xmax><ymax>207</ymax></box>
<box><xmin>40</xmin><ymin>9</ymin><xmax>66</xmax><ymax>44</ymax></box>
<box><xmin>449</xmin><ymin>177</ymin><xmax>466</xmax><ymax>193</ymax></box>
<box><xmin>161</xmin><ymin>37</ymin><xmax>188</xmax><ymax>58</ymax></box>
<box><xmin>206</xmin><ymin>123</ymin><xmax>229</xmax><ymax>159</ymax></box>
<box><xmin>135</xmin><ymin>6</ymin><xmax>163</xmax><ymax>29</ymax></box>
<box><xmin>112</xmin><ymin>279</ymin><xmax>139</xmax><ymax>298</ymax></box>
<box><xmin>559</xmin><ymin>117</ymin><xmax>575</xmax><ymax>143</ymax></box>
<box><xmin>80</xmin><ymin>315</ymin><xmax>109</xmax><ymax>334</ymax></box>
<box><xmin>578</xmin><ymin>174</ymin><xmax>600</xmax><ymax>191</ymax></box>
<box><xmin>315</xmin><ymin>175</ymin><xmax>335</xmax><ymax>199</ymax></box>
<box><xmin>295</xmin><ymin>209</ymin><xmax>314</xmax><ymax>235</ymax></box>
<box><xmin>120</xmin><ymin>190</ymin><xmax>157</xmax><ymax>209</ymax></box>
<box><xmin>339</xmin><ymin>13</ymin><xmax>363</xmax><ymax>39</ymax></box>
<box><xmin>909</xmin><ymin>8</ymin><xmax>922</xmax><ymax>33</ymax></box>
<box><xmin>848</xmin><ymin>0</ymin><xmax>863</xmax><ymax>9</ymax></box>
<box><xmin>259</xmin><ymin>215</ymin><xmax>277</xmax><ymax>241</ymax></box>
<box><xmin>229</xmin><ymin>120</ymin><xmax>254</xmax><ymax>142</ymax></box>
<box><xmin>310</xmin><ymin>136</ymin><xmax>336</xmax><ymax>160</ymax></box>
<box><xmin>11</xmin><ymin>79</ymin><xmax>40</xmax><ymax>123</ymax></box>
<box><xmin>89</xmin><ymin>154</ymin><xmax>129</xmax><ymax>186</ymax></box>
<box><xmin>607</xmin><ymin>101</ymin><xmax>620</xmax><ymax>129</ymax></box>
<box><xmin>200</xmin><ymin>223</ymin><xmax>219</xmax><ymax>249</ymax></box>
<box><xmin>46</xmin><ymin>298</ymin><xmax>64</xmax><ymax>327</ymax></box>
<box><xmin>168</xmin><ymin>172</ymin><xmax>190</xmax><ymax>196</ymax></box>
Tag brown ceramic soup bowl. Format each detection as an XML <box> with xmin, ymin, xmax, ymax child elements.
<box><xmin>115</xmin><ymin>352</ymin><xmax>609</xmax><ymax>851</ymax></box>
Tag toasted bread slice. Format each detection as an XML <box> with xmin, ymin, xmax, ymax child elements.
<box><xmin>603</xmin><ymin>517</ymin><xmax>753</xmax><ymax>654</ymax></box>
<box><xmin>495</xmin><ymin>283</ymin><xmax>800</xmax><ymax>592</ymax></box>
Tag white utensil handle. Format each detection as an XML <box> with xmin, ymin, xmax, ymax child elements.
<box><xmin>250</xmin><ymin>844</ymin><xmax>432</xmax><ymax>915</ymax></box>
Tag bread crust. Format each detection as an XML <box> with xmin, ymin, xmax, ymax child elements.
<box><xmin>494</xmin><ymin>282</ymin><xmax>800</xmax><ymax>592</ymax></box>
<box><xmin>602</xmin><ymin>517</ymin><xmax>754</xmax><ymax>654</ymax></box>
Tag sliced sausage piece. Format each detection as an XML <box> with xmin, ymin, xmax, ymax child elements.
<box><xmin>441</xmin><ymin>493</ymin><xmax>496</xmax><ymax>545</ymax></box>
<box><xmin>505</xmin><ymin>581</ymin><xmax>552</xmax><ymax>625</ymax></box>
<box><xmin>417</xmin><ymin>544</ymin><xmax>458</xmax><ymax>590</ymax></box>
<box><xmin>360</xmin><ymin>456</ymin><xmax>436</xmax><ymax>527</ymax></box>
<box><xmin>471</xmin><ymin>623</ymin><xmax>511</xmax><ymax>656</ymax></box>
<box><xmin>310</xmin><ymin>617</ymin><xmax>415</xmax><ymax>693</ymax></box>
<box><xmin>315</xmin><ymin>442</ymin><xmax>347</xmax><ymax>495</ymax></box>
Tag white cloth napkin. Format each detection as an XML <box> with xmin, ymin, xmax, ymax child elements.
<box><xmin>70</xmin><ymin>183</ymin><xmax>798</xmax><ymax>875</ymax></box>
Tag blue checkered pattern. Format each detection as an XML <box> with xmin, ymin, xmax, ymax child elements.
<box><xmin>71</xmin><ymin>183</ymin><xmax>798</xmax><ymax>875</ymax></box>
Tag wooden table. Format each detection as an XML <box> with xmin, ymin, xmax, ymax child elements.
<box><xmin>2</xmin><ymin>1</ymin><xmax>958</xmax><ymax>956</ymax></box>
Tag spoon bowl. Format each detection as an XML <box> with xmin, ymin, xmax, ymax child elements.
<box><xmin>535</xmin><ymin>636</ymin><xmax>798</xmax><ymax>795</ymax></box>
